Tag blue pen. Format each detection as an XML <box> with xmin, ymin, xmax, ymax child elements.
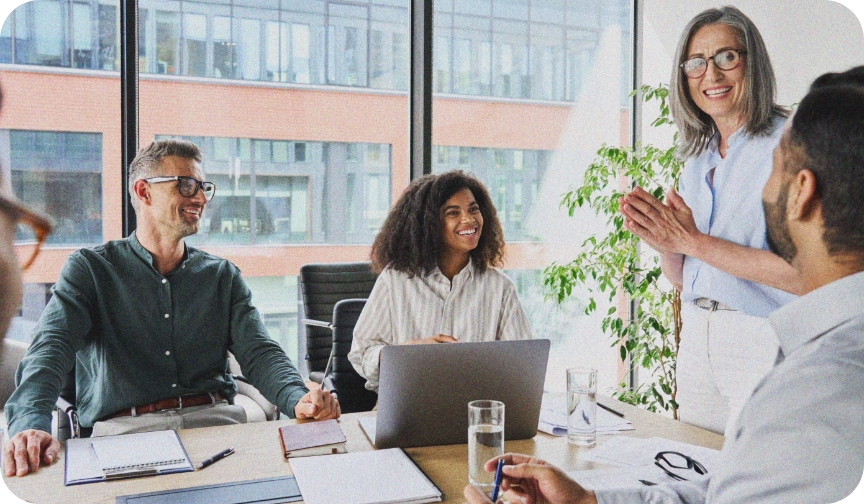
<box><xmin>490</xmin><ymin>458</ymin><xmax>505</xmax><ymax>502</ymax></box>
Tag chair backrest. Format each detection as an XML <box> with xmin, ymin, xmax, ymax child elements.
<box><xmin>299</xmin><ymin>262</ymin><xmax>377</xmax><ymax>377</ymax></box>
<box><xmin>327</xmin><ymin>299</ymin><xmax>378</xmax><ymax>413</ymax></box>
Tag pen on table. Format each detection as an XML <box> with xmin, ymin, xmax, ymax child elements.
<box><xmin>490</xmin><ymin>458</ymin><xmax>505</xmax><ymax>502</ymax></box>
<box><xmin>196</xmin><ymin>448</ymin><xmax>235</xmax><ymax>470</ymax></box>
<box><xmin>598</xmin><ymin>402</ymin><xmax>625</xmax><ymax>418</ymax></box>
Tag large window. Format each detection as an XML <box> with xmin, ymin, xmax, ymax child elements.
<box><xmin>433</xmin><ymin>0</ymin><xmax>633</xmax><ymax>394</ymax></box>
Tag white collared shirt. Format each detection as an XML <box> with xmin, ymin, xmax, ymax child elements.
<box><xmin>348</xmin><ymin>259</ymin><xmax>533</xmax><ymax>392</ymax></box>
<box><xmin>594</xmin><ymin>271</ymin><xmax>864</xmax><ymax>504</ymax></box>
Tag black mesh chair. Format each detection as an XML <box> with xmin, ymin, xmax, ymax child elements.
<box><xmin>299</xmin><ymin>262</ymin><xmax>378</xmax><ymax>413</ymax></box>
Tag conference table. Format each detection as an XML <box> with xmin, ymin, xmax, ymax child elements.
<box><xmin>3</xmin><ymin>397</ymin><xmax>724</xmax><ymax>504</ymax></box>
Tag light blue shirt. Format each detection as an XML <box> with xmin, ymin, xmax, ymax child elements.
<box><xmin>678</xmin><ymin>116</ymin><xmax>795</xmax><ymax>317</ymax></box>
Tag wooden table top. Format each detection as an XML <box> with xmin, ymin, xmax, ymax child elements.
<box><xmin>3</xmin><ymin>397</ymin><xmax>723</xmax><ymax>504</ymax></box>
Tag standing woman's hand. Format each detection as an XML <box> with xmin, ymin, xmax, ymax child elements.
<box><xmin>619</xmin><ymin>187</ymin><xmax>703</xmax><ymax>256</ymax></box>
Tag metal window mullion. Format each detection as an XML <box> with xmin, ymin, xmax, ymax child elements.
<box><xmin>628</xmin><ymin>0</ymin><xmax>642</xmax><ymax>392</ymax></box>
<box><xmin>409</xmin><ymin>0</ymin><xmax>433</xmax><ymax>180</ymax></box>
<box><xmin>121</xmin><ymin>0</ymin><xmax>139</xmax><ymax>237</ymax></box>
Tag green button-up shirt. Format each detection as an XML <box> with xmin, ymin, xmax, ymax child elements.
<box><xmin>6</xmin><ymin>233</ymin><xmax>308</xmax><ymax>436</ymax></box>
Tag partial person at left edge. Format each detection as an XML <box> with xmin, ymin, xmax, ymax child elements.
<box><xmin>3</xmin><ymin>139</ymin><xmax>340</xmax><ymax>478</ymax></box>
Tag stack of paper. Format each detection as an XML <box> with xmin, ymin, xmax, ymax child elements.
<box><xmin>538</xmin><ymin>392</ymin><xmax>634</xmax><ymax>436</ymax></box>
<box><xmin>570</xmin><ymin>436</ymin><xmax>720</xmax><ymax>491</ymax></box>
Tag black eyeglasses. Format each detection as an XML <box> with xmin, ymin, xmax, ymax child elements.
<box><xmin>654</xmin><ymin>451</ymin><xmax>707</xmax><ymax>481</ymax></box>
<box><xmin>144</xmin><ymin>176</ymin><xmax>216</xmax><ymax>201</ymax></box>
<box><xmin>680</xmin><ymin>49</ymin><xmax>747</xmax><ymax>79</ymax></box>
<box><xmin>0</xmin><ymin>193</ymin><xmax>54</xmax><ymax>271</ymax></box>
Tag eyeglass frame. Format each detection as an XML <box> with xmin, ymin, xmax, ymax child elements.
<box><xmin>680</xmin><ymin>49</ymin><xmax>747</xmax><ymax>79</ymax></box>
<box><xmin>143</xmin><ymin>176</ymin><xmax>216</xmax><ymax>201</ymax></box>
<box><xmin>654</xmin><ymin>451</ymin><xmax>707</xmax><ymax>482</ymax></box>
<box><xmin>0</xmin><ymin>192</ymin><xmax>54</xmax><ymax>271</ymax></box>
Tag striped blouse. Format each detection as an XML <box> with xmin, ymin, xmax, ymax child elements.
<box><xmin>348</xmin><ymin>259</ymin><xmax>533</xmax><ymax>392</ymax></box>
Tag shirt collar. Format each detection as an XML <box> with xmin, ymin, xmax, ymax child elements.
<box><xmin>127</xmin><ymin>231</ymin><xmax>191</xmax><ymax>274</ymax></box>
<box><xmin>707</xmin><ymin>124</ymin><xmax>747</xmax><ymax>155</ymax></box>
<box><xmin>769</xmin><ymin>271</ymin><xmax>864</xmax><ymax>356</ymax></box>
<box><xmin>431</xmin><ymin>256</ymin><xmax>476</xmax><ymax>281</ymax></box>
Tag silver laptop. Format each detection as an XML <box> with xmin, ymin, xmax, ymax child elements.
<box><xmin>365</xmin><ymin>339</ymin><xmax>550</xmax><ymax>449</ymax></box>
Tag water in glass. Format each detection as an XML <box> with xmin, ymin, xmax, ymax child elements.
<box><xmin>468</xmin><ymin>424</ymin><xmax>504</xmax><ymax>488</ymax></box>
<box><xmin>567</xmin><ymin>387</ymin><xmax>597</xmax><ymax>445</ymax></box>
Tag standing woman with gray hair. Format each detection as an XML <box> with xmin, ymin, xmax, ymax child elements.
<box><xmin>619</xmin><ymin>6</ymin><xmax>800</xmax><ymax>435</ymax></box>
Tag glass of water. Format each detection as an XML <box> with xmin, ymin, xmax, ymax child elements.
<box><xmin>468</xmin><ymin>400</ymin><xmax>505</xmax><ymax>490</ymax></box>
<box><xmin>566</xmin><ymin>368</ymin><xmax>597</xmax><ymax>446</ymax></box>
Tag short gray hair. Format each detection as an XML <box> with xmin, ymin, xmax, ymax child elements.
<box><xmin>128</xmin><ymin>139</ymin><xmax>202</xmax><ymax>209</ymax></box>
<box><xmin>669</xmin><ymin>6</ymin><xmax>788</xmax><ymax>159</ymax></box>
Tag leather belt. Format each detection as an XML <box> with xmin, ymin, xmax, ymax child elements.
<box><xmin>102</xmin><ymin>392</ymin><xmax>225</xmax><ymax>421</ymax></box>
<box><xmin>693</xmin><ymin>297</ymin><xmax>735</xmax><ymax>312</ymax></box>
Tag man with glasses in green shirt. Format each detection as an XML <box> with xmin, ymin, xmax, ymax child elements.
<box><xmin>3</xmin><ymin>139</ymin><xmax>340</xmax><ymax>477</ymax></box>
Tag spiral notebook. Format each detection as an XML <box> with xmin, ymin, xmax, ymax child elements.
<box><xmin>65</xmin><ymin>430</ymin><xmax>194</xmax><ymax>485</ymax></box>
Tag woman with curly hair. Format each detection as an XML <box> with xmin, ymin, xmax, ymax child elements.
<box><xmin>348</xmin><ymin>170</ymin><xmax>533</xmax><ymax>392</ymax></box>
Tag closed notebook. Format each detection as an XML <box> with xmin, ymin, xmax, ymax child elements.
<box><xmin>278</xmin><ymin>419</ymin><xmax>347</xmax><ymax>458</ymax></box>
<box><xmin>289</xmin><ymin>448</ymin><xmax>443</xmax><ymax>504</ymax></box>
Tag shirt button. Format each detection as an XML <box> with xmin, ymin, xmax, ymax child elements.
<box><xmin>164</xmin><ymin>313</ymin><xmax>170</xmax><ymax>319</ymax></box>
<box><xmin>165</xmin><ymin>351</ymin><xmax>171</xmax><ymax>356</ymax></box>
<box><xmin>162</xmin><ymin>279</ymin><xmax>167</xmax><ymax>284</ymax></box>
<box><xmin>172</xmin><ymin>383</ymin><xmax>177</xmax><ymax>388</ymax></box>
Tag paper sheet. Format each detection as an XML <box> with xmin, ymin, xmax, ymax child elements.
<box><xmin>578</xmin><ymin>436</ymin><xmax>720</xmax><ymax>471</ymax></box>
<box><xmin>539</xmin><ymin>392</ymin><xmax>634</xmax><ymax>436</ymax></box>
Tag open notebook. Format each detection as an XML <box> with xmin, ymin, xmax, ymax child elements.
<box><xmin>65</xmin><ymin>430</ymin><xmax>194</xmax><ymax>485</ymax></box>
<box><xmin>289</xmin><ymin>448</ymin><xmax>442</xmax><ymax>504</ymax></box>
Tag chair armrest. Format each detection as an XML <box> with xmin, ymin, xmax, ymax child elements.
<box><xmin>233</xmin><ymin>375</ymin><xmax>279</xmax><ymax>421</ymax></box>
<box><xmin>302</xmin><ymin>318</ymin><xmax>332</xmax><ymax>329</ymax></box>
<box><xmin>55</xmin><ymin>396</ymin><xmax>80</xmax><ymax>441</ymax></box>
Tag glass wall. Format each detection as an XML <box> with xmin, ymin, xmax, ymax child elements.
<box><xmin>0</xmin><ymin>1</ymin><xmax>120</xmax><ymax>350</ymax></box>
<box><xmin>0</xmin><ymin>0</ymin><xmax>630</xmax><ymax>383</ymax></box>
<box><xmin>0</xmin><ymin>0</ymin><xmax>626</xmax><ymax>104</ymax></box>
<box><xmin>432</xmin><ymin>0</ymin><xmax>633</xmax><ymax>394</ymax></box>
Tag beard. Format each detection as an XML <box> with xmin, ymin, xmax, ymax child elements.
<box><xmin>177</xmin><ymin>219</ymin><xmax>199</xmax><ymax>239</ymax></box>
<box><xmin>763</xmin><ymin>182</ymin><xmax>798</xmax><ymax>263</ymax></box>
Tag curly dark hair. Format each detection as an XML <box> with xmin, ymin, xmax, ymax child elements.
<box><xmin>371</xmin><ymin>170</ymin><xmax>505</xmax><ymax>276</ymax></box>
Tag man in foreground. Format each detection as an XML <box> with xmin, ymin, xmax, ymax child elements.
<box><xmin>466</xmin><ymin>67</ymin><xmax>864</xmax><ymax>504</ymax></box>
<box><xmin>4</xmin><ymin>139</ymin><xmax>339</xmax><ymax>477</ymax></box>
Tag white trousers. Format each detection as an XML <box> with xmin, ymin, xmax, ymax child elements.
<box><xmin>676</xmin><ymin>302</ymin><xmax>779</xmax><ymax>436</ymax></box>
<box><xmin>90</xmin><ymin>401</ymin><xmax>247</xmax><ymax>437</ymax></box>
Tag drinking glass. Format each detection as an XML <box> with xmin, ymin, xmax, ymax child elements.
<box><xmin>468</xmin><ymin>400</ymin><xmax>505</xmax><ymax>490</ymax></box>
<box><xmin>567</xmin><ymin>368</ymin><xmax>597</xmax><ymax>446</ymax></box>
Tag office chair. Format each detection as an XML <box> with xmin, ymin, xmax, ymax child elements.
<box><xmin>299</xmin><ymin>262</ymin><xmax>377</xmax><ymax>383</ymax></box>
<box><xmin>53</xmin><ymin>353</ymin><xmax>278</xmax><ymax>442</ymax></box>
<box><xmin>299</xmin><ymin>262</ymin><xmax>378</xmax><ymax>413</ymax></box>
<box><xmin>321</xmin><ymin>299</ymin><xmax>378</xmax><ymax>413</ymax></box>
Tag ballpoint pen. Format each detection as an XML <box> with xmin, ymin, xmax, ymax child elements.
<box><xmin>490</xmin><ymin>458</ymin><xmax>505</xmax><ymax>502</ymax></box>
<box><xmin>598</xmin><ymin>403</ymin><xmax>625</xmax><ymax>418</ymax></box>
<box><xmin>196</xmin><ymin>448</ymin><xmax>235</xmax><ymax>470</ymax></box>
